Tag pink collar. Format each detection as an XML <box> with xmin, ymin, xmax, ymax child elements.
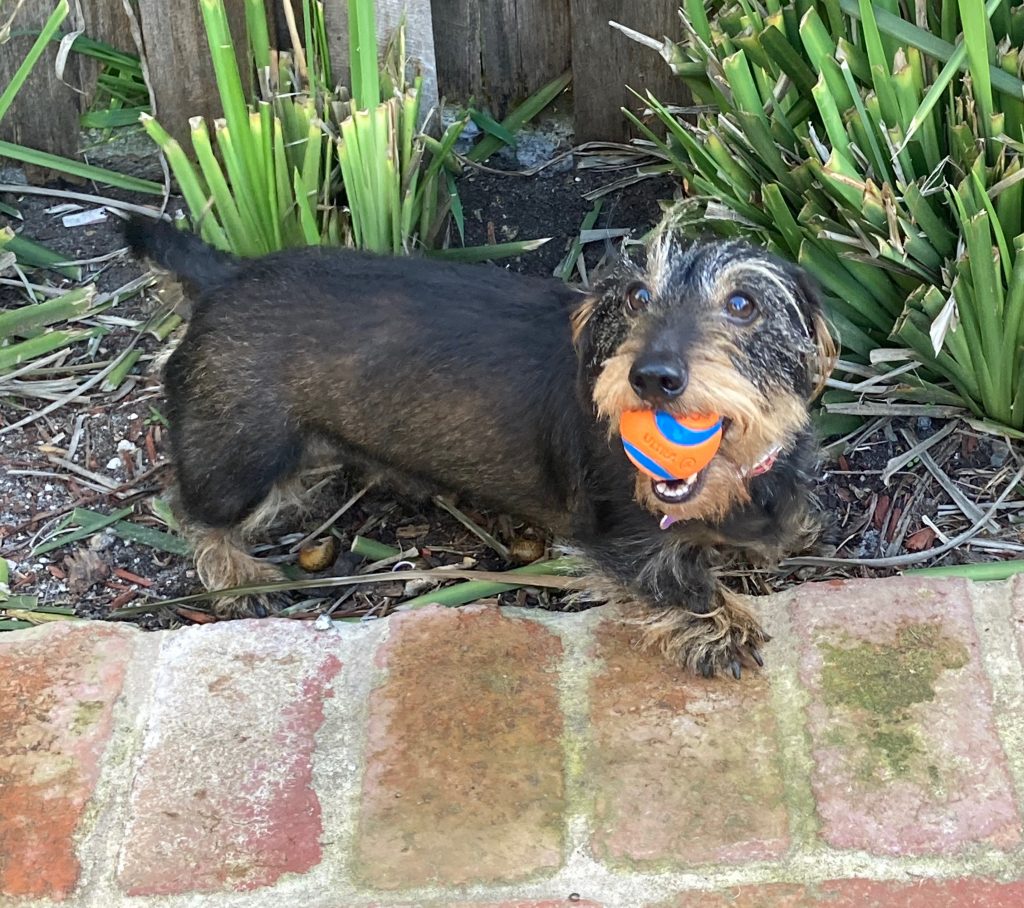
<box><xmin>746</xmin><ymin>446</ymin><xmax>781</xmax><ymax>478</ymax></box>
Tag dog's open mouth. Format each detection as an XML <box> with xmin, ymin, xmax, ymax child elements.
<box><xmin>651</xmin><ymin>466</ymin><xmax>708</xmax><ymax>504</ymax></box>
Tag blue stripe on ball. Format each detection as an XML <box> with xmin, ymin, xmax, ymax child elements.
<box><xmin>622</xmin><ymin>441</ymin><xmax>675</xmax><ymax>480</ymax></box>
<box><xmin>654</xmin><ymin>411</ymin><xmax>722</xmax><ymax>445</ymax></box>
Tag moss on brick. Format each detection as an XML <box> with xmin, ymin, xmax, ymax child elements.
<box><xmin>820</xmin><ymin>621</ymin><xmax>968</xmax><ymax>783</ymax></box>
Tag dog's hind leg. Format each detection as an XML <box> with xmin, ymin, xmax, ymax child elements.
<box><xmin>171</xmin><ymin>406</ymin><xmax>305</xmax><ymax>617</ymax></box>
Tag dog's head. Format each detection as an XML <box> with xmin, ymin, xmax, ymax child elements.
<box><xmin>572</xmin><ymin>228</ymin><xmax>835</xmax><ymax>524</ymax></box>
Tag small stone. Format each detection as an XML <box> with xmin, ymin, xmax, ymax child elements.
<box><xmin>106</xmin><ymin>457</ymin><xmax>121</xmax><ymax>470</ymax></box>
<box><xmin>509</xmin><ymin>537</ymin><xmax>546</xmax><ymax>564</ymax></box>
<box><xmin>297</xmin><ymin>536</ymin><xmax>336</xmax><ymax>572</ymax></box>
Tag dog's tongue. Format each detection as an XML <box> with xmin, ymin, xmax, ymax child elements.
<box><xmin>659</xmin><ymin>515</ymin><xmax>677</xmax><ymax>530</ymax></box>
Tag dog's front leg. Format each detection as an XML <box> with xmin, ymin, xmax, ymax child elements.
<box><xmin>580</xmin><ymin>530</ymin><xmax>769</xmax><ymax>678</ymax></box>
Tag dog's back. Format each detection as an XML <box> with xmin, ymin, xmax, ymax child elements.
<box><xmin>130</xmin><ymin>219</ymin><xmax>597</xmax><ymax>534</ymax></box>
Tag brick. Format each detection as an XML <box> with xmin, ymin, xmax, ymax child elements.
<box><xmin>656</xmin><ymin>878</ymin><xmax>1024</xmax><ymax>907</ymax></box>
<box><xmin>116</xmin><ymin>620</ymin><xmax>341</xmax><ymax>895</ymax></box>
<box><xmin>0</xmin><ymin>623</ymin><xmax>135</xmax><ymax>900</ymax></box>
<box><xmin>374</xmin><ymin>901</ymin><xmax>601</xmax><ymax>908</ymax></box>
<box><xmin>356</xmin><ymin>605</ymin><xmax>564</xmax><ymax>889</ymax></box>
<box><xmin>792</xmin><ymin>577</ymin><xmax>1019</xmax><ymax>854</ymax></box>
<box><xmin>588</xmin><ymin>619</ymin><xmax>789</xmax><ymax>866</ymax></box>
<box><xmin>1011</xmin><ymin>573</ymin><xmax>1024</xmax><ymax>663</ymax></box>
<box><xmin>453</xmin><ymin>902</ymin><xmax>602</xmax><ymax>908</ymax></box>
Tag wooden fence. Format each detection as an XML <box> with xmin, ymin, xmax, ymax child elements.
<box><xmin>0</xmin><ymin>0</ymin><xmax>684</xmax><ymax>163</ymax></box>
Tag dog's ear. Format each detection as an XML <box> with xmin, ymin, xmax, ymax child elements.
<box><xmin>788</xmin><ymin>267</ymin><xmax>837</xmax><ymax>398</ymax></box>
<box><xmin>570</xmin><ymin>295</ymin><xmax>598</xmax><ymax>353</ymax></box>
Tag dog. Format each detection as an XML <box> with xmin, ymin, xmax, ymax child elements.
<box><xmin>126</xmin><ymin>217</ymin><xmax>834</xmax><ymax>678</ymax></box>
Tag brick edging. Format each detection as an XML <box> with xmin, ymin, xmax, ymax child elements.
<box><xmin>2</xmin><ymin>577</ymin><xmax>1024</xmax><ymax>907</ymax></box>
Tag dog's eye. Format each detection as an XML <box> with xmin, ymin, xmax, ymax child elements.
<box><xmin>626</xmin><ymin>284</ymin><xmax>652</xmax><ymax>313</ymax></box>
<box><xmin>724</xmin><ymin>293</ymin><xmax>757</xmax><ymax>324</ymax></box>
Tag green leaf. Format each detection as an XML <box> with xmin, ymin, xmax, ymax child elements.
<box><xmin>0</xmin><ymin>286</ymin><xmax>97</xmax><ymax>336</ymax></box>
<box><xmin>0</xmin><ymin>139</ymin><xmax>163</xmax><ymax>195</ymax></box>
<box><xmin>32</xmin><ymin>507</ymin><xmax>134</xmax><ymax>556</ymax></box>
<box><xmin>468</xmin><ymin>70</ymin><xmax>571</xmax><ymax>163</ymax></box>
<box><xmin>399</xmin><ymin>558</ymin><xmax>581</xmax><ymax>610</ymax></box>
<box><xmin>0</xmin><ymin>228</ymin><xmax>82</xmax><ymax>280</ymax></box>
<box><xmin>468</xmin><ymin>109</ymin><xmax>516</xmax><ymax>148</ymax></box>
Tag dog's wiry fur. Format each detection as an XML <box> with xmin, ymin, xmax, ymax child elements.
<box><xmin>126</xmin><ymin>217</ymin><xmax>834</xmax><ymax>678</ymax></box>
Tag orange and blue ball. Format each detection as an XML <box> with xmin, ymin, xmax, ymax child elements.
<box><xmin>620</xmin><ymin>410</ymin><xmax>723</xmax><ymax>480</ymax></box>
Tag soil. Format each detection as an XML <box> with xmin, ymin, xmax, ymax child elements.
<box><xmin>2</xmin><ymin>160</ymin><xmax>1020</xmax><ymax>630</ymax></box>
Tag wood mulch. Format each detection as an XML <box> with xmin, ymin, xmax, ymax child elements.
<box><xmin>2</xmin><ymin>161</ymin><xmax>1021</xmax><ymax>632</ymax></box>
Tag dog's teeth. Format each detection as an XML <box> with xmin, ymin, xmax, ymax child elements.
<box><xmin>654</xmin><ymin>476</ymin><xmax>697</xmax><ymax>502</ymax></box>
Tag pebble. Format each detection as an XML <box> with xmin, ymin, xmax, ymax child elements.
<box><xmin>991</xmin><ymin>442</ymin><xmax>1009</xmax><ymax>468</ymax></box>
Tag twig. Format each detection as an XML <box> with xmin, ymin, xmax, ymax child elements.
<box><xmin>432</xmin><ymin>495</ymin><xmax>511</xmax><ymax>560</ymax></box>
<box><xmin>45</xmin><ymin>454</ymin><xmax>119</xmax><ymax>490</ymax></box>
<box><xmin>881</xmin><ymin>421</ymin><xmax>957</xmax><ymax>484</ymax></box>
<box><xmin>288</xmin><ymin>484</ymin><xmax>372</xmax><ymax>553</ymax></box>
<box><xmin>0</xmin><ymin>330</ymin><xmax>146</xmax><ymax>435</ymax></box>
<box><xmin>822</xmin><ymin>415</ymin><xmax>889</xmax><ymax>457</ymax></box>
<box><xmin>824</xmin><ymin>402</ymin><xmax>965</xmax><ymax>418</ymax></box>
<box><xmin>900</xmin><ymin>428</ymin><xmax>1000</xmax><ymax>533</ymax></box>
<box><xmin>0</xmin><ymin>184</ymin><xmax>170</xmax><ymax>219</ymax></box>
<box><xmin>885</xmin><ymin>469</ymin><xmax>937</xmax><ymax>556</ymax></box>
<box><xmin>111</xmin><ymin>564</ymin><xmax>585</xmax><ymax>613</ymax></box>
<box><xmin>361</xmin><ymin>547</ymin><xmax>420</xmax><ymax>573</ymax></box>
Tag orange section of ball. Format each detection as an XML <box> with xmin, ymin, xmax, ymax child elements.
<box><xmin>619</xmin><ymin>410</ymin><xmax>723</xmax><ymax>480</ymax></box>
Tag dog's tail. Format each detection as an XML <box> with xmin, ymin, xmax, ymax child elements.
<box><xmin>124</xmin><ymin>217</ymin><xmax>240</xmax><ymax>294</ymax></box>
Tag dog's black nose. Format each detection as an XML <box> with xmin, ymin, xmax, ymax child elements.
<box><xmin>629</xmin><ymin>356</ymin><xmax>688</xmax><ymax>402</ymax></box>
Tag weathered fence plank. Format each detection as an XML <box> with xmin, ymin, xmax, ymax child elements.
<box><xmin>570</xmin><ymin>0</ymin><xmax>680</xmax><ymax>142</ymax></box>
<box><xmin>0</xmin><ymin>0</ymin><xmax>82</xmax><ymax>161</ymax></box>
<box><xmin>134</xmin><ymin>0</ymin><xmax>250</xmax><ymax>147</ymax></box>
<box><xmin>432</xmin><ymin>0</ymin><xmax>570</xmax><ymax>117</ymax></box>
<box><xmin>324</xmin><ymin>0</ymin><xmax>439</xmax><ymax>118</ymax></box>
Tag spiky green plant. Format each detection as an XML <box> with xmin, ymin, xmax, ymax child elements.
<box><xmin>621</xmin><ymin>0</ymin><xmax>1024</xmax><ymax>430</ymax></box>
<box><xmin>335</xmin><ymin>4</ymin><xmax>468</xmax><ymax>253</ymax></box>
<box><xmin>143</xmin><ymin>0</ymin><xmax>345</xmax><ymax>252</ymax></box>
<box><xmin>144</xmin><ymin>0</ymin><xmax>475</xmax><ymax>255</ymax></box>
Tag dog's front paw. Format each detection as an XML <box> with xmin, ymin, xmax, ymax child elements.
<box><xmin>692</xmin><ymin>614</ymin><xmax>770</xmax><ymax>680</ymax></box>
<box><xmin>628</xmin><ymin>588</ymin><xmax>770</xmax><ymax>679</ymax></box>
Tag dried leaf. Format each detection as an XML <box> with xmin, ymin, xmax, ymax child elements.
<box><xmin>905</xmin><ymin>526</ymin><xmax>938</xmax><ymax>552</ymax></box>
<box><xmin>396</xmin><ymin>523</ymin><xmax>431</xmax><ymax>539</ymax></box>
<box><xmin>929</xmin><ymin>293</ymin><xmax>959</xmax><ymax>356</ymax></box>
<box><xmin>64</xmin><ymin>548</ymin><xmax>109</xmax><ymax>595</ymax></box>
<box><xmin>872</xmin><ymin>494</ymin><xmax>891</xmax><ymax>529</ymax></box>
<box><xmin>176</xmin><ymin>607</ymin><xmax>218</xmax><ymax>624</ymax></box>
